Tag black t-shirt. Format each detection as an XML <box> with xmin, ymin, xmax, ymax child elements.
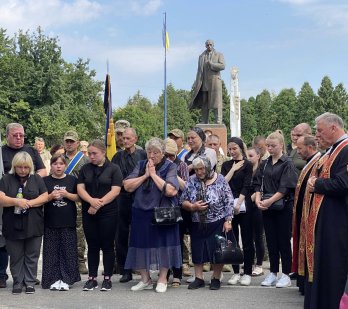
<box><xmin>2</xmin><ymin>145</ymin><xmax>45</xmax><ymax>174</ymax></box>
<box><xmin>0</xmin><ymin>174</ymin><xmax>47</xmax><ymax>240</ymax></box>
<box><xmin>43</xmin><ymin>175</ymin><xmax>77</xmax><ymax>228</ymax></box>
<box><xmin>77</xmin><ymin>160</ymin><xmax>123</xmax><ymax>213</ymax></box>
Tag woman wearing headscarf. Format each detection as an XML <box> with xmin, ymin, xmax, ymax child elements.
<box><xmin>183</xmin><ymin>127</ymin><xmax>217</xmax><ymax>176</ymax></box>
<box><xmin>181</xmin><ymin>155</ymin><xmax>233</xmax><ymax>291</ymax></box>
<box><xmin>221</xmin><ymin>137</ymin><xmax>254</xmax><ymax>286</ymax></box>
<box><xmin>0</xmin><ymin>152</ymin><xmax>48</xmax><ymax>295</ymax></box>
<box><xmin>123</xmin><ymin>138</ymin><xmax>181</xmax><ymax>293</ymax></box>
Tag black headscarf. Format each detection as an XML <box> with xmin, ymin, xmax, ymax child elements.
<box><xmin>227</xmin><ymin>136</ymin><xmax>247</xmax><ymax>158</ymax></box>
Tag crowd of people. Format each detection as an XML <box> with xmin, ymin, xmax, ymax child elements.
<box><xmin>0</xmin><ymin>112</ymin><xmax>347</xmax><ymax>309</ymax></box>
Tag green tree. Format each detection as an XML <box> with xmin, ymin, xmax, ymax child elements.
<box><xmin>254</xmin><ymin>90</ymin><xmax>272</xmax><ymax>135</ymax></box>
<box><xmin>296</xmin><ymin>82</ymin><xmax>318</xmax><ymax>127</ymax></box>
<box><xmin>332</xmin><ymin>83</ymin><xmax>348</xmax><ymax>125</ymax></box>
<box><xmin>317</xmin><ymin>76</ymin><xmax>335</xmax><ymax>113</ymax></box>
<box><xmin>241</xmin><ymin>97</ymin><xmax>257</xmax><ymax>146</ymax></box>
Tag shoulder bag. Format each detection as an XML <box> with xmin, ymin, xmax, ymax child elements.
<box><xmin>152</xmin><ymin>182</ymin><xmax>183</xmax><ymax>225</ymax></box>
<box><xmin>213</xmin><ymin>232</ymin><xmax>244</xmax><ymax>265</ymax></box>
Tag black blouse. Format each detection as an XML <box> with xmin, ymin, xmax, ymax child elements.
<box><xmin>254</xmin><ymin>154</ymin><xmax>298</xmax><ymax>196</ymax></box>
<box><xmin>77</xmin><ymin>160</ymin><xmax>123</xmax><ymax>214</ymax></box>
<box><xmin>0</xmin><ymin>174</ymin><xmax>47</xmax><ymax>240</ymax></box>
<box><xmin>221</xmin><ymin>159</ymin><xmax>253</xmax><ymax>198</ymax></box>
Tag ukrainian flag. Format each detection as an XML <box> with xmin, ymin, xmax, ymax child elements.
<box><xmin>104</xmin><ymin>74</ymin><xmax>116</xmax><ymax>160</ymax></box>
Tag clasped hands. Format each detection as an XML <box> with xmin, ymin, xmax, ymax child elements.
<box><xmin>16</xmin><ymin>198</ymin><xmax>31</xmax><ymax>210</ymax></box>
<box><xmin>307</xmin><ymin>176</ymin><xmax>317</xmax><ymax>193</ymax></box>
<box><xmin>88</xmin><ymin>198</ymin><xmax>104</xmax><ymax>215</ymax></box>
<box><xmin>256</xmin><ymin>198</ymin><xmax>271</xmax><ymax>211</ymax></box>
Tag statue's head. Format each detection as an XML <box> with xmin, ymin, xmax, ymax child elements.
<box><xmin>205</xmin><ymin>39</ymin><xmax>214</xmax><ymax>51</ymax></box>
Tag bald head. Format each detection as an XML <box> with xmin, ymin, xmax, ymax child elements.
<box><xmin>292</xmin><ymin>123</ymin><xmax>312</xmax><ymax>145</ymax></box>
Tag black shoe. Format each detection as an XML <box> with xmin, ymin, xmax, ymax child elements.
<box><xmin>100</xmin><ymin>279</ymin><xmax>112</xmax><ymax>291</ymax></box>
<box><xmin>83</xmin><ymin>279</ymin><xmax>98</xmax><ymax>291</ymax></box>
<box><xmin>35</xmin><ymin>278</ymin><xmax>40</xmax><ymax>285</ymax></box>
<box><xmin>209</xmin><ymin>278</ymin><xmax>221</xmax><ymax>290</ymax></box>
<box><xmin>25</xmin><ymin>286</ymin><xmax>35</xmax><ymax>294</ymax></box>
<box><xmin>188</xmin><ymin>278</ymin><xmax>205</xmax><ymax>290</ymax></box>
<box><xmin>119</xmin><ymin>272</ymin><xmax>132</xmax><ymax>283</ymax></box>
<box><xmin>12</xmin><ymin>284</ymin><xmax>23</xmax><ymax>295</ymax></box>
<box><xmin>289</xmin><ymin>272</ymin><xmax>298</xmax><ymax>280</ymax></box>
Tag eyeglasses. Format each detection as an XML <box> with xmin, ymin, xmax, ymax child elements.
<box><xmin>11</xmin><ymin>134</ymin><xmax>25</xmax><ymax>138</ymax></box>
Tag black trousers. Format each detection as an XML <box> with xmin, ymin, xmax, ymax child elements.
<box><xmin>232</xmin><ymin>210</ymin><xmax>254</xmax><ymax>275</ymax></box>
<box><xmin>82</xmin><ymin>209</ymin><xmax>117</xmax><ymax>277</ymax></box>
<box><xmin>262</xmin><ymin>203</ymin><xmax>293</xmax><ymax>274</ymax></box>
<box><xmin>251</xmin><ymin>205</ymin><xmax>265</xmax><ymax>266</ymax></box>
<box><xmin>115</xmin><ymin>193</ymin><xmax>133</xmax><ymax>274</ymax></box>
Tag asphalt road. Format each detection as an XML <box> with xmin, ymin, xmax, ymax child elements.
<box><xmin>0</xmin><ymin>262</ymin><xmax>303</xmax><ymax>309</ymax></box>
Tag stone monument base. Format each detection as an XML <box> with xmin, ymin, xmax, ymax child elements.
<box><xmin>196</xmin><ymin>123</ymin><xmax>228</xmax><ymax>155</ymax></box>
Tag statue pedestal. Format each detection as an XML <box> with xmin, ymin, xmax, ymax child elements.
<box><xmin>196</xmin><ymin>123</ymin><xmax>228</xmax><ymax>155</ymax></box>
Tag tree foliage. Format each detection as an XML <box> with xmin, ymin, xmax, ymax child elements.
<box><xmin>0</xmin><ymin>28</ymin><xmax>104</xmax><ymax>144</ymax></box>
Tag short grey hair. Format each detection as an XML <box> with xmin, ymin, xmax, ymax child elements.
<box><xmin>145</xmin><ymin>137</ymin><xmax>165</xmax><ymax>153</ymax></box>
<box><xmin>6</xmin><ymin>123</ymin><xmax>24</xmax><ymax>136</ymax></box>
<box><xmin>315</xmin><ymin>112</ymin><xmax>344</xmax><ymax>129</ymax></box>
<box><xmin>35</xmin><ymin>137</ymin><xmax>45</xmax><ymax>143</ymax></box>
<box><xmin>192</xmin><ymin>157</ymin><xmax>205</xmax><ymax>169</ymax></box>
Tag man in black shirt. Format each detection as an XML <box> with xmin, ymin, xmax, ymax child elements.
<box><xmin>112</xmin><ymin>128</ymin><xmax>146</xmax><ymax>282</ymax></box>
<box><xmin>0</xmin><ymin>123</ymin><xmax>46</xmax><ymax>288</ymax></box>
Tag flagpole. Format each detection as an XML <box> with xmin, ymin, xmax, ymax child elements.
<box><xmin>163</xmin><ymin>12</ymin><xmax>167</xmax><ymax>138</ymax></box>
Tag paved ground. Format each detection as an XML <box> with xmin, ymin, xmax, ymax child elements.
<box><xmin>0</xmin><ymin>259</ymin><xmax>304</xmax><ymax>309</ymax></box>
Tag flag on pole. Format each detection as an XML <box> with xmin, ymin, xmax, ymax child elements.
<box><xmin>162</xmin><ymin>19</ymin><xmax>170</xmax><ymax>50</ymax></box>
<box><xmin>104</xmin><ymin>74</ymin><xmax>116</xmax><ymax>160</ymax></box>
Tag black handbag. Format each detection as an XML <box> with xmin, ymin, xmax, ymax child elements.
<box><xmin>261</xmin><ymin>193</ymin><xmax>284</xmax><ymax>211</ymax></box>
<box><xmin>151</xmin><ymin>182</ymin><xmax>183</xmax><ymax>226</ymax></box>
<box><xmin>213</xmin><ymin>232</ymin><xmax>244</xmax><ymax>265</ymax></box>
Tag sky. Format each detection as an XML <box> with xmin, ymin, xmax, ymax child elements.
<box><xmin>1</xmin><ymin>0</ymin><xmax>348</xmax><ymax>109</ymax></box>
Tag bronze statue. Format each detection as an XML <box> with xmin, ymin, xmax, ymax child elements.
<box><xmin>190</xmin><ymin>39</ymin><xmax>225</xmax><ymax>124</ymax></box>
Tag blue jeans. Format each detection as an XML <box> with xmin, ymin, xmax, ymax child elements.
<box><xmin>0</xmin><ymin>246</ymin><xmax>9</xmax><ymax>280</ymax></box>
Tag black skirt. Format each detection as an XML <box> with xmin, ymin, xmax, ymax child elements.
<box><xmin>190</xmin><ymin>219</ymin><xmax>224</xmax><ymax>264</ymax></box>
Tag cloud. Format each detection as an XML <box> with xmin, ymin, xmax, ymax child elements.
<box><xmin>276</xmin><ymin>0</ymin><xmax>318</xmax><ymax>4</ymax></box>
<box><xmin>130</xmin><ymin>0</ymin><xmax>163</xmax><ymax>16</ymax></box>
<box><xmin>0</xmin><ymin>0</ymin><xmax>103</xmax><ymax>34</ymax></box>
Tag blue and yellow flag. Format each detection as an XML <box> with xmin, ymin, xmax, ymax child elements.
<box><xmin>104</xmin><ymin>74</ymin><xmax>116</xmax><ymax>160</ymax></box>
<box><xmin>162</xmin><ymin>19</ymin><xmax>169</xmax><ymax>50</ymax></box>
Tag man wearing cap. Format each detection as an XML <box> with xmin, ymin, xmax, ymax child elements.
<box><xmin>63</xmin><ymin>130</ymin><xmax>89</xmax><ymax>274</ymax></box>
<box><xmin>168</xmin><ymin>129</ymin><xmax>189</xmax><ymax>161</ymax></box>
<box><xmin>111</xmin><ymin>128</ymin><xmax>146</xmax><ymax>283</ymax></box>
<box><xmin>115</xmin><ymin>120</ymin><xmax>130</xmax><ymax>152</ymax></box>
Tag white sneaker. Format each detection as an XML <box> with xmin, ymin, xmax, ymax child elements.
<box><xmin>50</xmin><ymin>280</ymin><xmax>61</xmax><ymax>291</ymax></box>
<box><xmin>59</xmin><ymin>281</ymin><xmax>69</xmax><ymax>291</ymax></box>
<box><xmin>228</xmin><ymin>274</ymin><xmax>240</xmax><ymax>285</ymax></box>
<box><xmin>252</xmin><ymin>265</ymin><xmax>264</xmax><ymax>276</ymax></box>
<box><xmin>131</xmin><ymin>280</ymin><xmax>153</xmax><ymax>291</ymax></box>
<box><xmin>261</xmin><ymin>272</ymin><xmax>277</xmax><ymax>286</ymax></box>
<box><xmin>275</xmin><ymin>274</ymin><xmax>291</xmax><ymax>288</ymax></box>
<box><xmin>240</xmin><ymin>274</ymin><xmax>251</xmax><ymax>286</ymax></box>
<box><xmin>155</xmin><ymin>282</ymin><xmax>167</xmax><ymax>293</ymax></box>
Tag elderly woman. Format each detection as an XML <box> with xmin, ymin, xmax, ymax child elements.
<box><xmin>77</xmin><ymin>140</ymin><xmax>122</xmax><ymax>292</ymax></box>
<box><xmin>0</xmin><ymin>152</ymin><xmax>48</xmax><ymax>295</ymax></box>
<box><xmin>181</xmin><ymin>156</ymin><xmax>234</xmax><ymax>290</ymax></box>
<box><xmin>124</xmin><ymin>137</ymin><xmax>181</xmax><ymax>293</ymax></box>
<box><xmin>183</xmin><ymin>127</ymin><xmax>217</xmax><ymax>175</ymax></box>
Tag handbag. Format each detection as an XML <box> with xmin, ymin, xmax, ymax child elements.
<box><xmin>260</xmin><ymin>159</ymin><xmax>285</xmax><ymax>211</ymax></box>
<box><xmin>152</xmin><ymin>182</ymin><xmax>183</xmax><ymax>226</ymax></box>
<box><xmin>261</xmin><ymin>193</ymin><xmax>284</xmax><ymax>211</ymax></box>
<box><xmin>213</xmin><ymin>232</ymin><xmax>244</xmax><ymax>265</ymax></box>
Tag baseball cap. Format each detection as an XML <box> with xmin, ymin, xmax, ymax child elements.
<box><xmin>80</xmin><ymin>140</ymin><xmax>89</xmax><ymax>152</ymax></box>
<box><xmin>168</xmin><ymin>129</ymin><xmax>184</xmax><ymax>140</ymax></box>
<box><xmin>64</xmin><ymin>130</ymin><xmax>79</xmax><ymax>141</ymax></box>
<box><xmin>115</xmin><ymin>120</ymin><xmax>130</xmax><ymax>133</ymax></box>
<box><xmin>165</xmin><ymin>138</ymin><xmax>178</xmax><ymax>155</ymax></box>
